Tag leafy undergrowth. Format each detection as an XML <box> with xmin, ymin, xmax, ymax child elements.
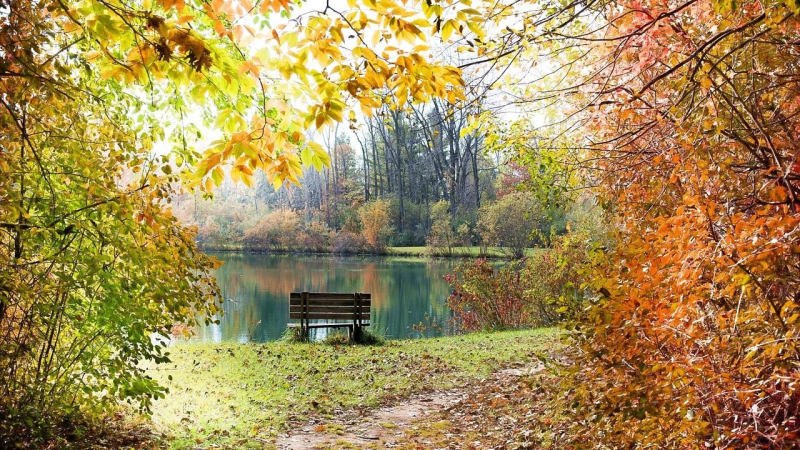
<box><xmin>146</xmin><ymin>328</ymin><xmax>560</xmax><ymax>449</ymax></box>
<box><xmin>391</xmin><ymin>365</ymin><xmax>572</xmax><ymax>450</ymax></box>
<box><xmin>1</xmin><ymin>411</ymin><xmax>155</xmax><ymax>450</ymax></box>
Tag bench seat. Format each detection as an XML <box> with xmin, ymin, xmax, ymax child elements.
<box><xmin>288</xmin><ymin>292</ymin><xmax>371</xmax><ymax>339</ymax></box>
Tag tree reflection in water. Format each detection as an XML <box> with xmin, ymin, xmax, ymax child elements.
<box><xmin>191</xmin><ymin>253</ymin><xmax>458</xmax><ymax>343</ymax></box>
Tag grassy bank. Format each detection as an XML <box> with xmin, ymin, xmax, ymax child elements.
<box><xmin>146</xmin><ymin>328</ymin><xmax>561</xmax><ymax>449</ymax></box>
<box><xmin>386</xmin><ymin>246</ymin><xmax>543</xmax><ymax>258</ymax></box>
<box><xmin>200</xmin><ymin>245</ymin><xmax>542</xmax><ymax>259</ymax></box>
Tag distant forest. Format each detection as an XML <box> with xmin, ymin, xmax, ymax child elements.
<box><xmin>173</xmin><ymin>101</ymin><xmax>589</xmax><ymax>255</ymax></box>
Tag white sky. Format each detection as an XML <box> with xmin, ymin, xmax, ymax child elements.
<box><xmin>150</xmin><ymin>0</ymin><xmax>553</xmax><ymax>172</ymax></box>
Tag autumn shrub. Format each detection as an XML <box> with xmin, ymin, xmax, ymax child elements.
<box><xmin>525</xmin><ymin>233</ymin><xmax>593</xmax><ymax>322</ymax></box>
<box><xmin>299</xmin><ymin>220</ymin><xmax>334</xmax><ymax>252</ymax></box>
<box><xmin>446</xmin><ymin>259</ymin><xmax>537</xmax><ymax>331</ymax></box>
<box><xmin>478</xmin><ymin>192</ymin><xmax>543</xmax><ymax>258</ymax></box>
<box><xmin>427</xmin><ymin>201</ymin><xmax>457</xmax><ymax>256</ymax></box>
<box><xmin>445</xmin><ymin>231</ymin><xmax>592</xmax><ymax>332</ymax></box>
<box><xmin>242</xmin><ymin>209</ymin><xmax>302</xmax><ymax>251</ymax></box>
<box><xmin>331</xmin><ymin>231</ymin><xmax>367</xmax><ymax>254</ymax></box>
<box><xmin>177</xmin><ymin>193</ymin><xmax>263</xmax><ymax>250</ymax></box>
<box><xmin>358</xmin><ymin>199</ymin><xmax>393</xmax><ymax>253</ymax></box>
<box><xmin>195</xmin><ymin>219</ymin><xmax>223</xmax><ymax>248</ymax></box>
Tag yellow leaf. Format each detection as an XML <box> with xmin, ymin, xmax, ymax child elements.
<box><xmin>441</xmin><ymin>20</ymin><xmax>456</xmax><ymax>42</ymax></box>
<box><xmin>466</xmin><ymin>20</ymin><xmax>484</xmax><ymax>38</ymax></box>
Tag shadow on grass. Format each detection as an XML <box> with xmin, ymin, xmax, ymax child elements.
<box><xmin>281</xmin><ymin>327</ymin><xmax>385</xmax><ymax>346</ymax></box>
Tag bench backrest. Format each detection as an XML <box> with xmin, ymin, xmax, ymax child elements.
<box><xmin>289</xmin><ymin>292</ymin><xmax>371</xmax><ymax>321</ymax></box>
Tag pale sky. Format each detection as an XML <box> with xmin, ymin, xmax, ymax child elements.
<box><xmin>150</xmin><ymin>0</ymin><xmax>553</xmax><ymax>175</ymax></box>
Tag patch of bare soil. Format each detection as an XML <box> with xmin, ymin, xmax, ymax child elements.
<box><xmin>274</xmin><ymin>362</ymin><xmax>558</xmax><ymax>450</ymax></box>
<box><xmin>395</xmin><ymin>363</ymin><xmax>569</xmax><ymax>450</ymax></box>
<box><xmin>275</xmin><ymin>388</ymin><xmax>468</xmax><ymax>449</ymax></box>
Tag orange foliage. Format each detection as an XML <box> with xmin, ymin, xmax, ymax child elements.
<box><xmin>555</xmin><ymin>0</ymin><xmax>800</xmax><ymax>447</ymax></box>
<box><xmin>358</xmin><ymin>199</ymin><xmax>392</xmax><ymax>252</ymax></box>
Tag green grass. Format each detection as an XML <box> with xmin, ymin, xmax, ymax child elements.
<box><xmin>146</xmin><ymin>328</ymin><xmax>561</xmax><ymax>449</ymax></box>
<box><xmin>202</xmin><ymin>246</ymin><xmax>543</xmax><ymax>259</ymax></box>
<box><xmin>387</xmin><ymin>246</ymin><xmax>543</xmax><ymax>258</ymax></box>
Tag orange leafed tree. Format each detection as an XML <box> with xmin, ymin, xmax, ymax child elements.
<box><xmin>461</xmin><ymin>0</ymin><xmax>800</xmax><ymax>445</ymax></box>
<box><xmin>358</xmin><ymin>198</ymin><xmax>392</xmax><ymax>252</ymax></box>
<box><xmin>549</xmin><ymin>0</ymin><xmax>799</xmax><ymax>446</ymax></box>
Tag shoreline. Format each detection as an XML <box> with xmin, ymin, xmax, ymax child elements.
<box><xmin>197</xmin><ymin>245</ymin><xmax>541</xmax><ymax>259</ymax></box>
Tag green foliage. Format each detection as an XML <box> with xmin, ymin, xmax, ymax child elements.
<box><xmin>1</xmin><ymin>0</ymin><xmax>230</xmax><ymax>442</ymax></box>
<box><xmin>426</xmin><ymin>201</ymin><xmax>456</xmax><ymax>256</ymax></box>
<box><xmin>477</xmin><ymin>192</ymin><xmax>544</xmax><ymax>259</ymax></box>
<box><xmin>322</xmin><ymin>328</ymin><xmax>386</xmax><ymax>346</ymax></box>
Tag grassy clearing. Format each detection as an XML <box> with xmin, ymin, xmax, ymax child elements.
<box><xmin>146</xmin><ymin>328</ymin><xmax>560</xmax><ymax>449</ymax></box>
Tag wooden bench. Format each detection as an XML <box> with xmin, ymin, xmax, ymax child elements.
<box><xmin>288</xmin><ymin>292</ymin><xmax>371</xmax><ymax>339</ymax></box>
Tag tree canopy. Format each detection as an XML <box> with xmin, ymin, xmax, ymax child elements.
<box><xmin>0</xmin><ymin>0</ymin><xmax>467</xmax><ymax>441</ymax></box>
<box><xmin>464</xmin><ymin>0</ymin><xmax>800</xmax><ymax>446</ymax></box>
<box><xmin>3</xmin><ymin>0</ymin><xmax>800</xmax><ymax>447</ymax></box>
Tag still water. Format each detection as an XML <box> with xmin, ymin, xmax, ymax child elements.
<box><xmin>193</xmin><ymin>253</ymin><xmax>459</xmax><ymax>343</ymax></box>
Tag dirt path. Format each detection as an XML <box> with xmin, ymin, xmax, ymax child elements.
<box><xmin>275</xmin><ymin>363</ymin><xmax>546</xmax><ymax>450</ymax></box>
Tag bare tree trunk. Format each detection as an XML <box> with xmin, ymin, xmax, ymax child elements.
<box><xmin>391</xmin><ymin>111</ymin><xmax>406</xmax><ymax>233</ymax></box>
<box><xmin>355</xmin><ymin>131</ymin><xmax>370</xmax><ymax>201</ymax></box>
<box><xmin>470</xmin><ymin>135</ymin><xmax>481</xmax><ymax>208</ymax></box>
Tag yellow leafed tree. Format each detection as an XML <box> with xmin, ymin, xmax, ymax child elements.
<box><xmin>0</xmin><ymin>0</ymin><xmax>472</xmax><ymax>443</ymax></box>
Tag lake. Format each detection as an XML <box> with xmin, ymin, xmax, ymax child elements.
<box><xmin>192</xmin><ymin>253</ymin><xmax>460</xmax><ymax>342</ymax></box>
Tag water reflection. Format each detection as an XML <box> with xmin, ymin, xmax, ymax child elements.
<box><xmin>192</xmin><ymin>253</ymin><xmax>458</xmax><ymax>343</ymax></box>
